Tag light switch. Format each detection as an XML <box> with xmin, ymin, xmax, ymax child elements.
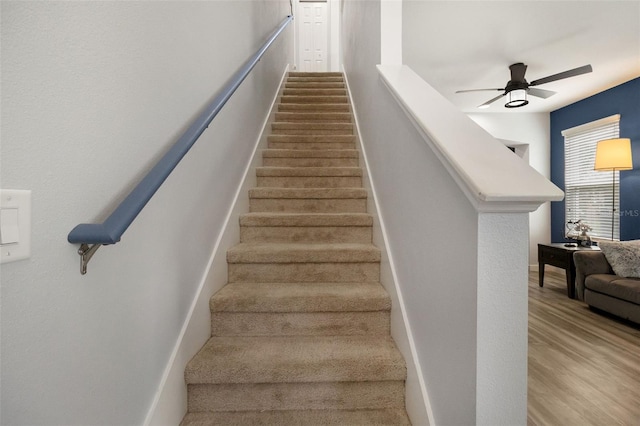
<box><xmin>0</xmin><ymin>189</ymin><xmax>31</xmax><ymax>264</ymax></box>
<box><xmin>0</xmin><ymin>208</ymin><xmax>20</xmax><ymax>244</ymax></box>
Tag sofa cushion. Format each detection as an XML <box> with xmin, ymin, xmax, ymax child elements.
<box><xmin>598</xmin><ymin>240</ymin><xmax>640</xmax><ymax>278</ymax></box>
<box><xmin>585</xmin><ymin>274</ymin><xmax>640</xmax><ymax>305</ymax></box>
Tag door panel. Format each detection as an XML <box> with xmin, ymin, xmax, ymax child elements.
<box><xmin>298</xmin><ymin>2</ymin><xmax>328</xmax><ymax>72</ymax></box>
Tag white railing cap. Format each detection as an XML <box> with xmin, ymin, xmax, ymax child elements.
<box><xmin>377</xmin><ymin>64</ymin><xmax>564</xmax><ymax>213</ymax></box>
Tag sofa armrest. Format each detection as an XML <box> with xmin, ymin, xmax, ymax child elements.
<box><xmin>573</xmin><ymin>251</ymin><xmax>613</xmax><ymax>301</ymax></box>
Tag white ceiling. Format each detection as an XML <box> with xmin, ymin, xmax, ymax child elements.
<box><xmin>404</xmin><ymin>1</ymin><xmax>640</xmax><ymax>113</ymax></box>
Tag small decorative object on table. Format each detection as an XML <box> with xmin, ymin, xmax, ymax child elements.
<box><xmin>566</xmin><ymin>220</ymin><xmax>593</xmax><ymax>247</ymax></box>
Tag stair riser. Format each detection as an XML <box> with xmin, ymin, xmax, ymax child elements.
<box><xmin>268</xmin><ymin>135</ymin><xmax>356</xmax><ymax>143</ymax></box>
<box><xmin>289</xmin><ymin>72</ymin><xmax>343</xmax><ymax>77</ymax></box>
<box><xmin>187</xmin><ymin>380</ymin><xmax>405</xmax><ymax>412</ymax></box>
<box><xmin>278</xmin><ymin>103</ymin><xmax>350</xmax><ymax>112</ymax></box>
<box><xmin>267</xmin><ymin>135</ymin><xmax>356</xmax><ymax>150</ymax></box>
<box><xmin>211</xmin><ymin>311</ymin><xmax>389</xmax><ymax>336</ymax></box>
<box><xmin>283</xmin><ymin>89</ymin><xmax>347</xmax><ymax>97</ymax></box>
<box><xmin>274</xmin><ymin>112</ymin><xmax>352</xmax><ymax>122</ymax></box>
<box><xmin>262</xmin><ymin>158</ymin><xmax>359</xmax><ymax>167</ymax></box>
<box><xmin>273</xmin><ymin>123</ymin><xmax>353</xmax><ymax>131</ymax></box>
<box><xmin>256</xmin><ymin>176</ymin><xmax>362</xmax><ymax>188</ymax></box>
<box><xmin>240</xmin><ymin>226</ymin><xmax>372</xmax><ymax>244</ymax></box>
<box><xmin>262</xmin><ymin>150</ymin><xmax>359</xmax><ymax>160</ymax></box>
<box><xmin>228</xmin><ymin>262</ymin><xmax>379</xmax><ymax>283</ymax></box>
<box><xmin>285</xmin><ymin>82</ymin><xmax>345</xmax><ymax>89</ymax></box>
<box><xmin>181</xmin><ymin>409</ymin><xmax>411</xmax><ymax>426</ymax></box>
<box><xmin>271</xmin><ymin>128</ymin><xmax>352</xmax><ymax>136</ymax></box>
<box><xmin>288</xmin><ymin>77</ymin><xmax>343</xmax><ymax>82</ymax></box>
<box><xmin>281</xmin><ymin>96</ymin><xmax>348</xmax><ymax>104</ymax></box>
<box><xmin>249</xmin><ymin>198</ymin><xmax>367</xmax><ymax>213</ymax></box>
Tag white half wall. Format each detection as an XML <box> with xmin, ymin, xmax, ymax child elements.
<box><xmin>468</xmin><ymin>113</ymin><xmax>552</xmax><ymax>265</ymax></box>
<box><xmin>0</xmin><ymin>2</ymin><xmax>292</xmax><ymax>424</ymax></box>
<box><xmin>344</xmin><ymin>70</ymin><xmax>432</xmax><ymax>426</ymax></box>
<box><xmin>343</xmin><ymin>1</ymin><xmax>560</xmax><ymax>423</ymax></box>
<box><xmin>342</xmin><ymin>2</ymin><xmax>479</xmax><ymax>423</ymax></box>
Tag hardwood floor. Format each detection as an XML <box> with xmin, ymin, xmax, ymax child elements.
<box><xmin>528</xmin><ymin>269</ymin><xmax>640</xmax><ymax>425</ymax></box>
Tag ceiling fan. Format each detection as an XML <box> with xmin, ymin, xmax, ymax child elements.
<box><xmin>456</xmin><ymin>63</ymin><xmax>593</xmax><ymax>108</ymax></box>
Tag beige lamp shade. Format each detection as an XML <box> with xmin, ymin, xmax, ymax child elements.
<box><xmin>594</xmin><ymin>138</ymin><xmax>633</xmax><ymax>171</ymax></box>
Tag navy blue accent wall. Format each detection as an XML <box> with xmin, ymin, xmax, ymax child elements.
<box><xmin>550</xmin><ymin>77</ymin><xmax>640</xmax><ymax>241</ymax></box>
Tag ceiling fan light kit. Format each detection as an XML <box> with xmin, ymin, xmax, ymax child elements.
<box><xmin>505</xmin><ymin>88</ymin><xmax>528</xmax><ymax>108</ymax></box>
<box><xmin>455</xmin><ymin>62</ymin><xmax>593</xmax><ymax>109</ymax></box>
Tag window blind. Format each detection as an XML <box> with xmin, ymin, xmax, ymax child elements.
<box><xmin>563</xmin><ymin>115</ymin><xmax>620</xmax><ymax>240</ymax></box>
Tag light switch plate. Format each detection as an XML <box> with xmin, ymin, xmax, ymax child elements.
<box><xmin>0</xmin><ymin>189</ymin><xmax>31</xmax><ymax>264</ymax></box>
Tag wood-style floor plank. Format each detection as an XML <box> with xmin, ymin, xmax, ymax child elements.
<box><xmin>528</xmin><ymin>269</ymin><xmax>640</xmax><ymax>425</ymax></box>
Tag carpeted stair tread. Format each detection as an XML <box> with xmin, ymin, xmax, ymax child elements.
<box><xmin>268</xmin><ymin>134</ymin><xmax>356</xmax><ymax>144</ymax></box>
<box><xmin>283</xmin><ymin>88</ymin><xmax>347</xmax><ymax>97</ymax></box>
<box><xmin>274</xmin><ymin>111</ymin><xmax>352</xmax><ymax>122</ymax></box>
<box><xmin>240</xmin><ymin>212</ymin><xmax>372</xmax><ymax>227</ymax></box>
<box><xmin>281</xmin><ymin>95</ymin><xmax>349</xmax><ymax>104</ymax></box>
<box><xmin>271</xmin><ymin>123</ymin><xmax>353</xmax><ymax>136</ymax></box>
<box><xmin>268</xmin><ymin>142</ymin><xmax>356</xmax><ymax>151</ymax></box>
<box><xmin>289</xmin><ymin>72</ymin><xmax>344</xmax><ymax>77</ymax></box>
<box><xmin>262</xmin><ymin>149</ymin><xmax>360</xmax><ymax>167</ymax></box>
<box><xmin>249</xmin><ymin>187</ymin><xmax>367</xmax><ymax>199</ymax></box>
<box><xmin>262</xmin><ymin>149</ymin><xmax>358</xmax><ymax>158</ymax></box>
<box><xmin>256</xmin><ymin>167</ymin><xmax>362</xmax><ymax>177</ymax></box>
<box><xmin>272</xmin><ymin>122</ymin><xmax>353</xmax><ymax>131</ymax></box>
<box><xmin>239</xmin><ymin>213</ymin><xmax>373</xmax><ymax>243</ymax></box>
<box><xmin>278</xmin><ymin>103</ymin><xmax>350</xmax><ymax>112</ymax></box>
<box><xmin>227</xmin><ymin>242</ymin><xmax>381</xmax><ymax>264</ymax></box>
<box><xmin>180</xmin><ymin>408</ymin><xmax>411</xmax><ymax>426</ymax></box>
<box><xmin>287</xmin><ymin>74</ymin><xmax>344</xmax><ymax>83</ymax></box>
<box><xmin>285</xmin><ymin>81</ymin><xmax>346</xmax><ymax>88</ymax></box>
<box><xmin>211</xmin><ymin>282</ymin><xmax>390</xmax><ymax>312</ymax></box>
<box><xmin>185</xmin><ymin>335</ymin><xmax>406</xmax><ymax>384</ymax></box>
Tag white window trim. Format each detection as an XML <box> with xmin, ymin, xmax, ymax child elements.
<box><xmin>561</xmin><ymin>114</ymin><xmax>620</xmax><ymax>137</ymax></box>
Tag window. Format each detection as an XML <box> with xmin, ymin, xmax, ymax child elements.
<box><xmin>562</xmin><ymin>115</ymin><xmax>620</xmax><ymax>240</ymax></box>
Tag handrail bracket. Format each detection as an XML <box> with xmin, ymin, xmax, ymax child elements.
<box><xmin>78</xmin><ymin>244</ymin><xmax>102</xmax><ymax>275</ymax></box>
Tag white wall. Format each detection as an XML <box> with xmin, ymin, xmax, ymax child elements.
<box><xmin>0</xmin><ymin>1</ymin><xmax>292</xmax><ymax>424</ymax></box>
<box><xmin>329</xmin><ymin>0</ymin><xmax>342</xmax><ymax>71</ymax></box>
<box><xmin>342</xmin><ymin>2</ymin><xmax>480</xmax><ymax>424</ymax></box>
<box><xmin>468</xmin><ymin>113</ymin><xmax>552</xmax><ymax>265</ymax></box>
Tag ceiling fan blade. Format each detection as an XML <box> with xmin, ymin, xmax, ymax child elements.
<box><xmin>528</xmin><ymin>88</ymin><xmax>556</xmax><ymax>99</ymax></box>
<box><xmin>456</xmin><ymin>88</ymin><xmax>503</xmax><ymax>93</ymax></box>
<box><xmin>509</xmin><ymin>63</ymin><xmax>528</xmax><ymax>82</ymax></box>
<box><xmin>478</xmin><ymin>93</ymin><xmax>505</xmax><ymax>108</ymax></box>
<box><xmin>529</xmin><ymin>64</ymin><xmax>593</xmax><ymax>86</ymax></box>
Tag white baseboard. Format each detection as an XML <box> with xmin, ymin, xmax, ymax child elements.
<box><xmin>143</xmin><ymin>65</ymin><xmax>289</xmax><ymax>426</ymax></box>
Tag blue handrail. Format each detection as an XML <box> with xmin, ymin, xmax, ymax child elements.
<box><xmin>68</xmin><ymin>16</ymin><xmax>293</xmax><ymax>248</ymax></box>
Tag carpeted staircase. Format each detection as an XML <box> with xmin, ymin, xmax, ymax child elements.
<box><xmin>181</xmin><ymin>72</ymin><xmax>411</xmax><ymax>425</ymax></box>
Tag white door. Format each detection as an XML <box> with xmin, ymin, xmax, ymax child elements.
<box><xmin>297</xmin><ymin>1</ymin><xmax>328</xmax><ymax>72</ymax></box>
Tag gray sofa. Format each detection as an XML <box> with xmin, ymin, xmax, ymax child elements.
<box><xmin>574</xmin><ymin>250</ymin><xmax>640</xmax><ymax>324</ymax></box>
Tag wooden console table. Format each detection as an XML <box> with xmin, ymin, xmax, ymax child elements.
<box><xmin>538</xmin><ymin>243</ymin><xmax>600</xmax><ymax>299</ymax></box>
